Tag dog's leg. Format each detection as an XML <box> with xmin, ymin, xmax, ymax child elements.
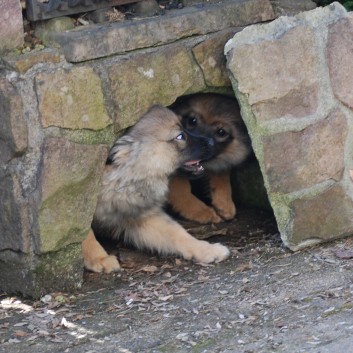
<box><xmin>168</xmin><ymin>176</ymin><xmax>222</xmax><ymax>224</ymax></box>
<box><xmin>82</xmin><ymin>229</ymin><xmax>121</xmax><ymax>273</ymax></box>
<box><xmin>210</xmin><ymin>173</ymin><xmax>236</xmax><ymax>220</ymax></box>
<box><xmin>129</xmin><ymin>212</ymin><xmax>229</xmax><ymax>263</ymax></box>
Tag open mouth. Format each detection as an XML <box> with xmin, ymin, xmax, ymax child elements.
<box><xmin>182</xmin><ymin>160</ymin><xmax>205</xmax><ymax>175</ymax></box>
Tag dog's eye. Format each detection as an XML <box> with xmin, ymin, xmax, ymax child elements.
<box><xmin>175</xmin><ymin>133</ymin><xmax>186</xmax><ymax>141</ymax></box>
<box><xmin>188</xmin><ymin>117</ymin><xmax>197</xmax><ymax>126</ymax></box>
<box><xmin>217</xmin><ymin>128</ymin><xmax>228</xmax><ymax>138</ymax></box>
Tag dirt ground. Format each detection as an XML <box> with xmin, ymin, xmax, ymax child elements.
<box><xmin>1</xmin><ymin>207</ymin><xmax>353</xmax><ymax>353</ymax></box>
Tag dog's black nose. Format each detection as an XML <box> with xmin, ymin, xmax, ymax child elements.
<box><xmin>186</xmin><ymin>130</ymin><xmax>214</xmax><ymax>146</ymax></box>
<box><xmin>204</xmin><ymin>136</ymin><xmax>214</xmax><ymax>147</ymax></box>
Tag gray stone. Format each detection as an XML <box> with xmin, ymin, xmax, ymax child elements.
<box><xmin>192</xmin><ymin>29</ymin><xmax>239</xmax><ymax>87</ymax></box>
<box><xmin>226</xmin><ymin>3</ymin><xmax>353</xmax><ymax>250</ymax></box>
<box><xmin>0</xmin><ymin>0</ymin><xmax>23</xmax><ymax>54</ymax></box>
<box><xmin>130</xmin><ymin>0</ymin><xmax>160</xmax><ymax>17</ymax></box>
<box><xmin>0</xmin><ymin>172</ymin><xmax>29</xmax><ymax>253</ymax></box>
<box><xmin>48</xmin><ymin>0</ymin><xmax>275</xmax><ymax>62</ymax></box>
<box><xmin>38</xmin><ymin>138</ymin><xmax>108</xmax><ymax>253</ymax></box>
<box><xmin>263</xmin><ymin>110</ymin><xmax>347</xmax><ymax>193</ymax></box>
<box><xmin>87</xmin><ymin>8</ymin><xmax>125</xmax><ymax>23</ymax></box>
<box><xmin>2</xmin><ymin>49</ymin><xmax>61</xmax><ymax>74</ymax></box>
<box><xmin>327</xmin><ymin>14</ymin><xmax>353</xmax><ymax>110</ymax></box>
<box><xmin>34</xmin><ymin>17</ymin><xmax>75</xmax><ymax>46</ymax></box>
<box><xmin>290</xmin><ymin>186</ymin><xmax>353</xmax><ymax>247</ymax></box>
<box><xmin>35</xmin><ymin>67</ymin><xmax>112</xmax><ymax>130</ymax></box>
<box><xmin>0</xmin><ymin>243</ymin><xmax>83</xmax><ymax>298</ymax></box>
<box><xmin>270</xmin><ymin>0</ymin><xmax>316</xmax><ymax>16</ymax></box>
<box><xmin>108</xmin><ymin>45</ymin><xmax>205</xmax><ymax>130</ymax></box>
<box><xmin>0</xmin><ymin>78</ymin><xmax>27</xmax><ymax>164</ymax></box>
<box><xmin>226</xmin><ymin>25</ymin><xmax>319</xmax><ymax>111</ymax></box>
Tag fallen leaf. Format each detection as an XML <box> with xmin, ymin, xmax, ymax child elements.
<box><xmin>175</xmin><ymin>259</ymin><xmax>182</xmax><ymax>266</ymax></box>
<box><xmin>13</xmin><ymin>322</ymin><xmax>28</xmax><ymax>327</ymax></box>
<box><xmin>333</xmin><ymin>249</ymin><xmax>353</xmax><ymax>259</ymax></box>
<box><xmin>138</xmin><ymin>265</ymin><xmax>158</xmax><ymax>273</ymax></box>
<box><xmin>158</xmin><ymin>295</ymin><xmax>173</xmax><ymax>301</ymax></box>
<box><xmin>14</xmin><ymin>330</ymin><xmax>28</xmax><ymax>337</ymax></box>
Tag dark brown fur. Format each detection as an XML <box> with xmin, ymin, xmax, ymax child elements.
<box><xmin>168</xmin><ymin>93</ymin><xmax>252</xmax><ymax>223</ymax></box>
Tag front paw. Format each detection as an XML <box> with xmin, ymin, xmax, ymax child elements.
<box><xmin>85</xmin><ymin>255</ymin><xmax>121</xmax><ymax>274</ymax></box>
<box><xmin>213</xmin><ymin>200</ymin><xmax>236</xmax><ymax>221</ymax></box>
<box><xmin>192</xmin><ymin>241</ymin><xmax>230</xmax><ymax>264</ymax></box>
<box><xmin>187</xmin><ymin>206</ymin><xmax>223</xmax><ymax>224</ymax></box>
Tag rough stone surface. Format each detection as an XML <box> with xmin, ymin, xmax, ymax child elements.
<box><xmin>227</xmin><ymin>25</ymin><xmax>318</xmax><ymax>109</ymax></box>
<box><xmin>0</xmin><ymin>172</ymin><xmax>28</xmax><ymax>253</ymax></box>
<box><xmin>34</xmin><ymin>17</ymin><xmax>75</xmax><ymax>46</ymax></box>
<box><xmin>263</xmin><ymin>110</ymin><xmax>347</xmax><ymax>193</ymax></box>
<box><xmin>327</xmin><ymin>14</ymin><xmax>353</xmax><ymax>110</ymax></box>
<box><xmin>130</xmin><ymin>0</ymin><xmax>160</xmax><ymax>17</ymax></box>
<box><xmin>226</xmin><ymin>3</ymin><xmax>353</xmax><ymax>249</ymax></box>
<box><xmin>39</xmin><ymin>138</ymin><xmax>108</xmax><ymax>253</ymax></box>
<box><xmin>36</xmin><ymin>67</ymin><xmax>112</xmax><ymax>130</ymax></box>
<box><xmin>108</xmin><ymin>46</ymin><xmax>205</xmax><ymax>130</ymax></box>
<box><xmin>192</xmin><ymin>29</ymin><xmax>239</xmax><ymax>87</ymax></box>
<box><xmin>270</xmin><ymin>0</ymin><xmax>316</xmax><ymax>16</ymax></box>
<box><xmin>0</xmin><ymin>78</ymin><xmax>27</xmax><ymax>164</ymax></box>
<box><xmin>0</xmin><ymin>243</ymin><xmax>83</xmax><ymax>298</ymax></box>
<box><xmin>31</xmin><ymin>243</ymin><xmax>84</xmax><ymax>296</ymax></box>
<box><xmin>291</xmin><ymin>186</ymin><xmax>353</xmax><ymax>245</ymax></box>
<box><xmin>1</xmin><ymin>49</ymin><xmax>61</xmax><ymax>74</ymax></box>
<box><xmin>0</xmin><ymin>0</ymin><xmax>24</xmax><ymax>54</ymax></box>
<box><xmin>48</xmin><ymin>0</ymin><xmax>275</xmax><ymax>62</ymax></box>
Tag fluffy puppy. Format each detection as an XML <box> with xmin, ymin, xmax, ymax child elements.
<box><xmin>168</xmin><ymin>93</ymin><xmax>252</xmax><ymax>224</ymax></box>
<box><xmin>82</xmin><ymin>105</ymin><xmax>230</xmax><ymax>273</ymax></box>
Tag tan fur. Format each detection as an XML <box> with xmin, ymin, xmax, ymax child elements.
<box><xmin>209</xmin><ymin>173</ymin><xmax>235</xmax><ymax>220</ymax></box>
<box><xmin>82</xmin><ymin>105</ymin><xmax>229</xmax><ymax>273</ymax></box>
<box><xmin>169</xmin><ymin>93</ymin><xmax>252</xmax><ymax>224</ymax></box>
<box><xmin>82</xmin><ymin>230</ymin><xmax>120</xmax><ymax>273</ymax></box>
<box><xmin>168</xmin><ymin>177</ymin><xmax>222</xmax><ymax>223</ymax></box>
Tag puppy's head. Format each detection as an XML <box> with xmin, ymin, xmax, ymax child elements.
<box><xmin>123</xmin><ymin>105</ymin><xmax>215</xmax><ymax>176</ymax></box>
<box><xmin>170</xmin><ymin>93</ymin><xmax>252</xmax><ymax>173</ymax></box>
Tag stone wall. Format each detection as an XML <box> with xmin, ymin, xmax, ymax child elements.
<box><xmin>0</xmin><ymin>0</ymin><xmax>276</xmax><ymax>297</ymax></box>
<box><xmin>2</xmin><ymin>0</ymin><xmax>351</xmax><ymax>297</ymax></box>
<box><xmin>0</xmin><ymin>0</ymin><xmax>23</xmax><ymax>55</ymax></box>
<box><xmin>226</xmin><ymin>2</ymin><xmax>353</xmax><ymax>250</ymax></box>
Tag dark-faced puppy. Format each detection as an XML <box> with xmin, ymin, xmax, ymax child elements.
<box><xmin>168</xmin><ymin>93</ymin><xmax>252</xmax><ymax>223</ymax></box>
<box><xmin>82</xmin><ymin>105</ymin><xmax>230</xmax><ymax>273</ymax></box>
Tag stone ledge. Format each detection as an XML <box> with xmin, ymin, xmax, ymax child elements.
<box><xmin>47</xmin><ymin>0</ymin><xmax>275</xmax><ymax>62</ymax></box>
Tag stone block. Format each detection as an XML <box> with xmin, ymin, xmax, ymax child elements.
<box><xmin>0</xmin><ymin>243</ymin><xmax>83</xmax><ymax>298</ymax></box>
<box><xmin>39</xmin><ymin>138</ymin><xmax>108</xmax><ymax>253</ymax></box>
<box><xmin>0</xmin><ymin>172</ymin><xmax>29</xmax><ymax>253</ymax></box>
<box><xmin>47</xmin><ymin>0</ymin><xmax>275</xmax><ymax>62</ymax></box>
<box><xmin>0</xmin><ymin>0</ymin><xmax>24</xmax><ymax>54</ymax></box>
<box><xmin>35</xmin><ymin>67</ymin><xmax>112</xmax><ymax>130</ymax></box>
<box><xmin>0</xmin><ymin>78</ymin><xmax>27</xmax><ymax>164</ymax></box>
<box><xmin>227</xmin><ymin>25</ymin><xmax>319</xmax><ymax>122</ymax></box>
<box><xmin>226</xmin><ymin>3</ymin><xmax>353</xmax><ymax>250</ymax></box>
<box><xmin>2</xmin><ymin>49</ymin><xmax>61</xmax><ymax>74</ymax></box>
<box><xmin>271</xmin><ymin>0</ymin><xmax>316</xmax><ymax>17</ymax></box>
<box><xmin>192</xmin><ymin>29</ymin><xmax>239</xmax><ymax>87</ymax></box>
<box><xmin>290</xmin><ymin>186</ymin><xmax>353</xmax><ymax>247</ymax></box>
<box><xmin>34</xmin><ymin>17</ymin><xmax>75</xmax><ymax>46</ymax></box>
<box><xmin>327</xmin><ymin>14</ymin><xmax>353</xmax><ymax>110</ymax></box>
<box><xmin>108</xmin><ymin>46</ymin><xmax>205</xmax><ymax>130</ymax></box>
<box><xmin>263</xmin><ymin>110</ymin><xmax>347</xmax><ymax>193</ymax></box>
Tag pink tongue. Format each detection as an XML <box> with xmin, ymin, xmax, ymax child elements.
<box><xmin>184</xmin><ymin>160</ymin><xmax>200</xmax><ymax>166</ymax></box>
